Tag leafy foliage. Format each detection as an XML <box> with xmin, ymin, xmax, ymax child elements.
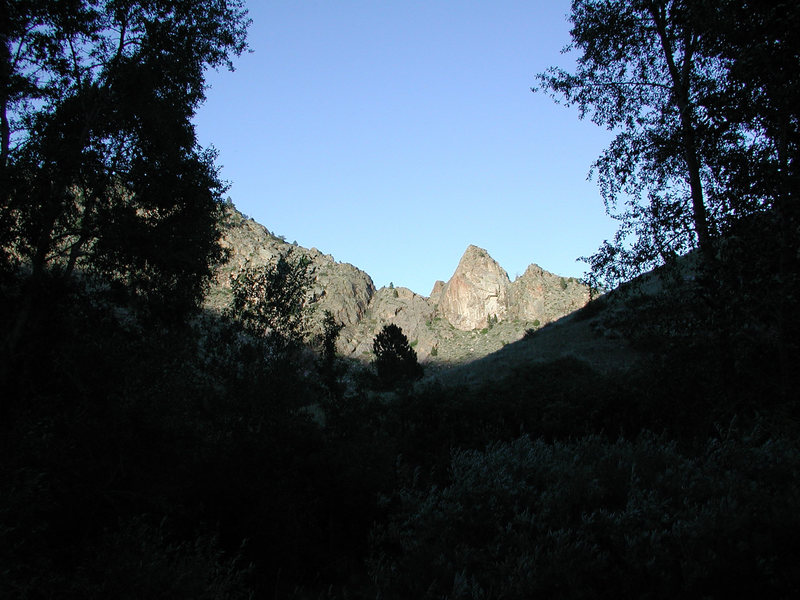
<box><xmin>535</xmin><ymin>0</ymin><xmax>718</xmax><ymax>285</ymax></box>
<box><xmin>372</xmin><ymin>323</ymin><xmax>423</xmax><ymax>388</ymax></box>
<box><xmin>228</xmin><ymin>249</ymin><xmax>314</xmax><ymax>353</ymax></box>
<box><xmin>320</xmin><ymin>309</ymin><xmax>344</xmax><ymax>364</ymax></box>
<box><xmin>318</xmin><ymin>309</ymin><xmax>345</xmax><ymax>398</ymax></box>
<box><xmin>534</xmin><ymin>0</ymin><xmax>800</xmax><ymax>434</ymax></box>
<box><xmin>2</xmin><ymin>3</ymin><xmax>799</xmax><ymax>598</ymax></box>
<box><xmin>371</xmin><ymin>432</ymin><xmax>800</xmax><ymax>599</ymax></box>
<box><xmin>0</xmin><ymin>0</ymin><xmax>249</xmax><ymax>354</ymax></box>
<box><xmin>535</xmin><ymin>0</ymin><xmax>799</xmax><ymax>290</ymax></box>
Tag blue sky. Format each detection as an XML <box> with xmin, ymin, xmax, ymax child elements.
<box><xmin>194</xmin><ymin>0</ymin><xmax>618</xmax><ymax>295</ymax></box>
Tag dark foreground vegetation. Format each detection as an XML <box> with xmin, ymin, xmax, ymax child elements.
<box><xmin>2</xmin><ymin>235</ymin><xmax>800</xmax><ymax>599</ymax></box>
<box><xmin>2</xmin><ymin>1</ymin><xmax>800</xmax><ymax>598</ymax></box>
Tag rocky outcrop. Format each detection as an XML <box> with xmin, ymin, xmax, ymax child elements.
<box><xmin>209</xmin><ymin>206</ymin><xmax>592</xmax><ymax>364</ymax></box>
<box><xmin>429</xmin><ymin>280</ymin><xmax>445</xmax><ymax>304</ymax></box>
<box><xmin>434</xmin><ymin>245</ymin><xmax>591</xmax><ymax>331</ymax></box>
<box><xmin>307</xmin><ymin>259</ymin><xmax>375</xmax><ymax>327</ymax></box>
<box><xmin>508</xmin><ymin>264</ymin><xmax>590</xmax><ymax>325</ymax></box>
<box><xmin>339</xmin><ymin>286</ymin><xmax>436</xmax><ymax>358</ymax></box>
<box><xmin>208</xmin><ymin>206</ymin><xmax>375</xmax><ymax>328</ymax></box>
<box><xmin>437</xmin><ymin>245</ymin><xmax>511</xmax><ymax>331</ymax></box>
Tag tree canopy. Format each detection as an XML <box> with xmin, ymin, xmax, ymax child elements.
<box><xmin>373</xmin><ymin>323</ymin><xmax>423</xmax><ymax>388</ymax></box>
<box><xmin>0</xmin><ymin>0</ymin><xmax>249</xmax><ymax>331</ymax></box>
<box><xmin>535</xmin><ymin>0</ymin><xmax>799</xmax><ymax>288</ymax></box>
<box><xmin>228</xmin><ymin>249</ymin><xmax>314</xmax><ymax>355</ymax></box>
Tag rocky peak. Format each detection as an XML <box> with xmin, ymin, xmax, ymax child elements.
<box><xmin>434</xmin><ymin>245</ymin><xmax>592</xmax><ymax>332</ymax></box>
<box><xmin>429</xmin><ymin>280</ymin><xmax>446</xmax><ymax>304</ymax></box>
<box><xmin>437</xmin><ymin>245</ymin><xmax>511</xmax><ymax>331</ymax></box>
<box><xmin>209</xmin><ymin>206</ymin><xmax>592</xmax><ymax>365</ymax></box>
<box><xmin>508</xmin><ymin>263</ymin><xmax>590</xmax><ymax>325</ymax></box>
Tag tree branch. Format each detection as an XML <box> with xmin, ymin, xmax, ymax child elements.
<box><xmin>648</xmin><ymin>1</ymin><xmax>713</xmax><ymax>259</ymax></box>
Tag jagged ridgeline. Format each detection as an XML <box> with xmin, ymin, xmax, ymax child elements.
<box><xmin>210</xmin><ymin>206</ymin><xmax>592</xmax><ymax>363</ymax></box>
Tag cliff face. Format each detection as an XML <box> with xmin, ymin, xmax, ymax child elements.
<box><xmin>339</xmin><ymin>286</ymin><xmax>436</xmax><ymax>358</ymax></box>
<box><xmin>508</xmin><ymin>263</ymin><xmax>591</xmax><ymax>325</ymax></box>
<box><xmin>210</xmin><ymin>208</ymin><xmax>592</xmax><ymax>363</ymax></box>
<box><xmin>437</xmin><ymin>245</ymin><xmax>511</xmax><ymax>331</ymax></box>
<box><xmin>207</xmin><ymin>207</ymin><xmax>376</xmax><ymax>329</ymax></box>
<box><xmin>434</xmin><ymin>245</ymin><xmax>591</xmax><ymax>332</ymax></box>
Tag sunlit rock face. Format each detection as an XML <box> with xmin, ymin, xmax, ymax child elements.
<box><xmin>508</xmin><ymin>263</ymin><xmax>591</xmax><ymax>325</ymax></box>
<box><xmin>438</xmin><ymin>245</ymin><xmax>511</xmax><ymax>331</ymax></box>
<box><xmin>339</xmin><ymin>286</ymin><xmax>438</xmax><ymax>357</ymax></box>
<box><xmin>428</xmin><ymin>280</ymin><xmax>446</xmax><ymax>304</ymax></box>
<box><xmin>307</xmin><ymin>259</ymin><xmax>376</xmax><ymax>327</ymax></box>
<box><xmin>436</xmin><ymin>245</ymin><xmax>592</xmax><ymax>331</ymax></box>
<box><xmin>210</xmin><ymin>206</ymin><xmax>376</xmax><ymax>329</ymax></box>
<box><xmin>212</xmin><ymin>205</ymin><xmax>593</xmax><ymax>360</ymax></box>
<box><xmin>368</xmin><ymin>287</ymin><xmax>435</xmax><ymax>344</ymax></box>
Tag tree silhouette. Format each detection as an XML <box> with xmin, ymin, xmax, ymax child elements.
<box><xmin>1</xmin><ymin>0</ymin><xmax>249</xmax><ymax>360</ymax></box>
<box><xmin>373</xmin><ymin>323</ymin><xmax>423</xmax><ymax>388</ymax></box>
<box><xmin>534</xmin><ymin>0</ymin><xmax>747</xmax><ymax>287</ymax></box>
<box><xmin>319</xmin><ymin>310</ymin><xmax>344</xmax><ymax>392</ymax></box>
<box><xmin>228</xmin><ymin>249</ymin><xmax>313</xmax><ymax>356</ymax></box>
<box><xmin>535</xmin><ymin>0</ymin><xmax>800</xmax><ymax>397</ymax></box>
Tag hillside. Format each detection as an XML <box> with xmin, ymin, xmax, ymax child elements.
<box><xmin>428</xmin><ymin>302</ymin><xmax>637</xmax><ymax>388</ymax></box>
<box><xmin>210</xmin><ymin>205</ymin><xmax>594</xmax><ymax>365</ymax></box>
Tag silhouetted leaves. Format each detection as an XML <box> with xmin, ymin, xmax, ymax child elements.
<box><xmin>228</xmin><ymin>249</ymin><xmax>314</xmax><ymax>354</ymax></box>
<box><xmin>1</xmin><ymin>0</ymin><xmax>249</xmax><ymax>356</ymax></box>
<box><xmin>372</xmin><ymin>323</ymin><xmax>423</xmax><ymax>389</ymax></box>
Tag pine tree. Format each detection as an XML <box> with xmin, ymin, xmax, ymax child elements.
<box><xmin>372</xmin><ymin>324</ymin><xmax>423</xmax><ymax>388</ymax></box>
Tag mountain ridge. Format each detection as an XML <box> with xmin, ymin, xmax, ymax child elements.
<box><xmin>210</xmin><ymin>205</ymin><xmax>593</xmax><ymax>363</ymax></box>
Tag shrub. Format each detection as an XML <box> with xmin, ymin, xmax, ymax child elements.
<box><xmin>370</xmin><ymin>432</ymin><xmax>800</xmax><ymax>599</ymax></box>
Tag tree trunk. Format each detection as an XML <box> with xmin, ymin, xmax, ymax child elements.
<box><xmin>649</xmin><ymin>3</ymin><xmax>713</xmax><ymax>264</ymax></box>
<box><xmin>0</xmin><ymin>5</ymin><xmax>10</xmax><ymax>171</ymax></box>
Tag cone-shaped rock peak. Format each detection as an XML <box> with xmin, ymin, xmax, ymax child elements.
<box><xmin>438</xmin><ymin>245</ymin><xmax>511</xmax><ymax>331</ymax></box>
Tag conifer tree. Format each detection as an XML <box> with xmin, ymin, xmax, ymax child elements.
<box><xmin>372</xmin><ymin>323</ymin><xmax>423</xmax><ymax>388</ymax></box>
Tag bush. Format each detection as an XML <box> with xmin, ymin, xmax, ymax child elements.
<box><xmin>370</xmin><ymin>432</ymin><xmax>800</xmax><ymax>599</ymax></box>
